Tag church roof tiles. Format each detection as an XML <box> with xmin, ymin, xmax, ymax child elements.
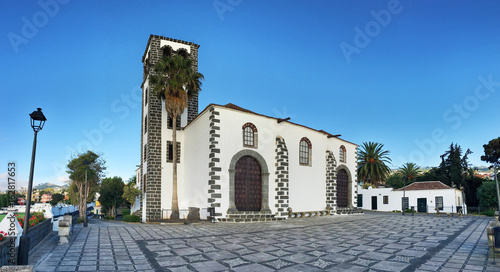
<box><xmin>394</xmin><ymin>181</ymin><xmax>452</xmax><ymax>191</ymax></box>
<box><xmin>189</xmin><ymin>103</ymin><xmax>357</xmax><ymax>146</ymax></box>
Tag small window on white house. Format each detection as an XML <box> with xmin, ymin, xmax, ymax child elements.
<box><xmin>339</xmin><ymin>145</ymin><xmax>346</xmax><ymax>162</ymax></box>
<box><xmin>383</xmin><ymin>196</ymin><xmax>389</xmax><ymax>204</ymax></box>
<box><xmin>242</xmin><ymin>123</ymin><xmax>258</xmax><ymax>148</ymax></box>
<box><xmin>299</xmin><ymin>137</ymin><xmax>312</xmax><ymax>166</ymax></box>
<box><xmin>436</xmin><ymin>196</ymin><xmax>444</xmax><ymax>211</ymax></box>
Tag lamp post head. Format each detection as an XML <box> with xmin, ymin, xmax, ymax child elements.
<box><xmin>29</xmin><ymin>108</ymin><xmax>46</xmax><ymax>132</ymax></box>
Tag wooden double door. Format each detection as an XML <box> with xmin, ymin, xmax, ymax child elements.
<box><xmin>337</xmin><ymin>169</ymin><xmax>349</xmax><ymax>208</ymax></box>
<box><xmin>235</xmin><ymin>156</ymin><xmax>262</xmax><ymax>211</ymax></box>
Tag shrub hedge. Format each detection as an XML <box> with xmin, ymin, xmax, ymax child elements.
<box><xmin>123</xmin><ymin>215</ymin><xmax>140</xmax><ymax>222</ymax></box>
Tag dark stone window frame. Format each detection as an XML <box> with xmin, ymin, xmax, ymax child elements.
<box><xmin>299</xmin><ymin>137</ymin><xmax>312</xmax><ymax>166</ymax></box>
<box><xmin>144</xmin><ymin>115</ymin><xmax>147</xmax><ymax>135</ymax></box>
<box><xmin>166</xmin><ymin>141</ymin><xmax>181</xmax><ymax>163</ymax></box>
<box><xmin>242</xmin><ymin>122</ymin><xmax>258</xmax><ymax>148</ymax></box>
<box><xmin>167</xmin><ymin>116</ymin><xmax>182</xmax><ymax>130</ymax></box>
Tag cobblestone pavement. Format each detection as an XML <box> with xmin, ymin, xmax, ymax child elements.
<box><xmin>29</xmin><ymin>213</ymin><xmax>500</xmax><ymax>271</ymax></box>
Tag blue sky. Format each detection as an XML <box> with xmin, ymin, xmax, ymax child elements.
<box><xmin>1</xmin><ymin>0</ymin><xmax>499</xmax><ymax>190</ymax></box>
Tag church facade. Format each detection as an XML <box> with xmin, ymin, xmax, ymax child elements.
<box><xmin>137</xmin><ymin>35</ymin><xmax>359</xmax><ymax>222</ymax></box>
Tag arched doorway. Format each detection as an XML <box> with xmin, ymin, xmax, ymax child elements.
<box><xmin>228</xmin><ymin>149</ymin><xmax>270</xmax><ymax>213</ymax></box>
<box><xmin>235</xmin><ymin>156</ymin><xmax>262</xmax><ymax>211</ymax></box>
<box><xmin>337</xmin><ymin>169</ymin><xmax>349</xmax><ymax>207</ymax></box>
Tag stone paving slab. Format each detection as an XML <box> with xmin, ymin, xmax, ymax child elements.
<box><xmin>28</xmin><ymin>213</ymin><xmax>500</xmax><ymax>271</ymax></box>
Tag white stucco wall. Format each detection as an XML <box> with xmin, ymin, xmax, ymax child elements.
<box><xmin>155</xmin><ymin>104</ymin><xmax>359</xmax><ymax>218</ymax></box>
<box><xmin>359</xmin><ymin>187</ymin><xmax>466</xmax><ymax>214</ymax></box>
<box><xmin>215</xmin><ymin>106</ymin><xmax>358</xmax><ymax>216</ymax></box>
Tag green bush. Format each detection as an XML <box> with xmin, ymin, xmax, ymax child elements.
<box><xmin>404</xmin><ymin>209</ymin><xmax>413</xmax><ymax>213</ymax></box>
<box><xmin>123</xmin><ymin>215</ymin><xmax>140</xmax><ymax>222</ymax></box>
<box><xmin>77</xmin><ymin>217</ymin><xmax>84</xmax><ymax>223</ymax></box>
<box><xmin>480</xmin><ymin>210</ymin><xmax>495</xmax><ymax>217</ymax></box>
<box><xmin>104</xmin><ymin>216</ymin><xmax>115</xmax><ymax>220</ymax></box>
<box><xmin>122</xmin><ymin>209</ymin><xmax>130</xmax><ymax>216</ymax></box>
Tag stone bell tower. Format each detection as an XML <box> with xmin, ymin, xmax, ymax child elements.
<box><xmin>139</xmin><ymin>35</ymin><xmax>200</xmax><ymax>221</ymax></box>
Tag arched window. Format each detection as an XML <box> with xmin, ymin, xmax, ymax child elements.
<box><xmin>242</xmin><ymin>123</ymin><xmax>258</xmax><ymax>148</ymax></box>
<box><xmin>339</xmin><ymin>145</ymin><xmax>346</xmax><ymax>163</ymax></box>
<box><xmin>299</xmin><ymin>137</ymin><xmax>312</xmax><ymax>166</ymax></box>
<box><xmin>161</xmin><ymin>45</ymin><xmax>173</xmax><ymax>57</ymax></box>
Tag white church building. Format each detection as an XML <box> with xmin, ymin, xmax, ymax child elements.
<box><xmin>136</xmin><ymin>35</ymin><xmax>360</xmax><ymax>222</ymax></box>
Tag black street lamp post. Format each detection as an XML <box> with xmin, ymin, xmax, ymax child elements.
<box><xmin>493</xmin><ymin>163</ymin><xmax>500</xmax><ymax>221</ymax></box>
<box><xmin>18</xmin><ymin>108</ymin><xmax>46</xmax><ymax>265</ymax></box>
<box><xmin>83</xmin><ymin>159</ymin><xmax>89</xmax><ymax>227</ymax></box>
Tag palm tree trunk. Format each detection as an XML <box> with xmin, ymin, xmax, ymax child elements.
<box><xmin>170</xmin><ymin>114</ymin><xmax>180</xmax><ymax>220</ymax></box>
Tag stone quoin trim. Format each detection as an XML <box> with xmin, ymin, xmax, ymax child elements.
<box><xmin>242</xmin><ymin>122</ymin><xmax>258</xmax><ymax>148</ymax></box>
<box><xmin>144</xmin><ymin>36</ymin><xmax>163</xmax><ymax>222</ymax></box>
<box><xmin>326</xmin><ymin>150</ymin><xmax>338</xmax><ymax>209</ymax></box>
<box><xmin>208</xmin><ymin>107</ymin><xmax>222</xmax><ymax>215</ymax></box>
<box><xmin>275</xmin><ymin>137</ymin><xmax>289</xmax><ymax>217</ymax></box>
<box><xmin>228</xmin><ymin>149</ymin><xmax>271</xmax><ymax>213</ymax></box>
<box><xmin>354</xmin><ymin>147</ymin><xmax>358</xmax><ymax>206</ymax></box>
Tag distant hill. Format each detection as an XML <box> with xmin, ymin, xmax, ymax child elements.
<box><xmin>34</xmin><ymin>183</ymin><xmax>68</xmax><ymax>190</ymax></box>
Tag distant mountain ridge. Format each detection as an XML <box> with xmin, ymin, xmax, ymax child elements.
<box><xmin>34</xmin><ymin>182</ymin><xmax>68</xmax><ymax>190</ymax></box>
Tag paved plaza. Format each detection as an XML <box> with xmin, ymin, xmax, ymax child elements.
<box><xmin>29</xmin><ymin>212</ymin><xmax>500</xmax><ymax>271</ymax></box>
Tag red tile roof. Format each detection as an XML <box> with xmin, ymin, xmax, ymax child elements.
<box><xmin>394</xmin><ymin>181</ymin><xmax>452</xmax><ymax>191</ymax></box>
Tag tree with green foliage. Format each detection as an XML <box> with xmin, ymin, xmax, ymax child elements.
<box><xmin>99</xmin><ymin>176</ymin><xmax>125</xmax><ymax>218</ymax></box>
<box><xmin>481</xmin><ymin>137</ymin><xmax>500</xmax><ymax>211</ymax></box>
<box><xmin>50</xmin><ymin>193</ymin><xmax>65</xmax><ymax>206</ymax></box>
<box><xmin>123</xmin><ymin>183</ymin><xmax>141</xmax><ymax>211</ymax></box>
<box><xmin>66</xmin><ymin>183</ymin><xmax>79</xmax><ymax>205</ymax></box>
<box><xmin>477</xmin><ymin>181</ymin><xmax>498</xmax><ymax>210</ymax></box>
<box><xmin>127</xmin><ymin>176</ymin><xmax>136</xmax><ymax>186</ymax></box>
<box><xmin>481</xmin><ymin>137</ymin><xmax>500</xmax><ymax>166</ymax></box>
<box><xmin>67</xmin><ymin>151</ymin><xmax>106</xmax><ymax>219</ymax></box>
<box><xmin>399</xmin><ymin>162</ymin><xmax>421</xmax><ymax>184</ymax></box>
<box><xmin>150</xmin><ymin>46</ymin><xmax>204</xmax><ymax>219</ymax></box>
<box><xmin>386</xmin><ymin>172</ymin><xmax>406</xmax><ymax>189</ymax></box>
<box><xmin>357</xmin><ymin>142</ymin><xmax>392</xmax><ymax>186</ymax></box>
<box><xmin>439</xmin><ymin>143</ymin><xmax>472</xmax><ymax>187</ymax></box>
<box><xmin>0</xmin><ymin>194</ymin><xmax>9</xmax><ymax>207</ymax></box>
<box><xmin>416</xmin><ymin>167</ymin><xmax>447</xmax><ymax>183</ymax></box>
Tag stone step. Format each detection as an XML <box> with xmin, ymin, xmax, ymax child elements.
<box><xmin>227</xmin><ymin>213</ymin><xmax>274</xmax><ymax>219</ymax></box>
<box><xmin>219</xmin><ymin>217</ymin><xmax>286</xmax><ymax>223</ymax></box>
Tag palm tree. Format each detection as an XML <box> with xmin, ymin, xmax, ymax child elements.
<box><xmin>357</xmin><ymin>142</ymin><xmax>392</xmax><ymax>186</ymax></box>
<box><xmin>399</xmin><ymin>162</ymin><xmax>421</xmax><ymax>186</ymax></box>
<box><xmin>150</xmin><ymin>46</ymin><xmax>204</xmax><ymax>219</ymax></box>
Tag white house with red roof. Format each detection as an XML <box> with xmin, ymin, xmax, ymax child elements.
<box><xmin>359</xmin><ymin>181</ymin><xmax>466</xmax><ymax>214</ymax></box>
<box><xmin>137</xmin><ymin>35</ymin><xmax>360</xmax><ymax>222</ymax></box>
